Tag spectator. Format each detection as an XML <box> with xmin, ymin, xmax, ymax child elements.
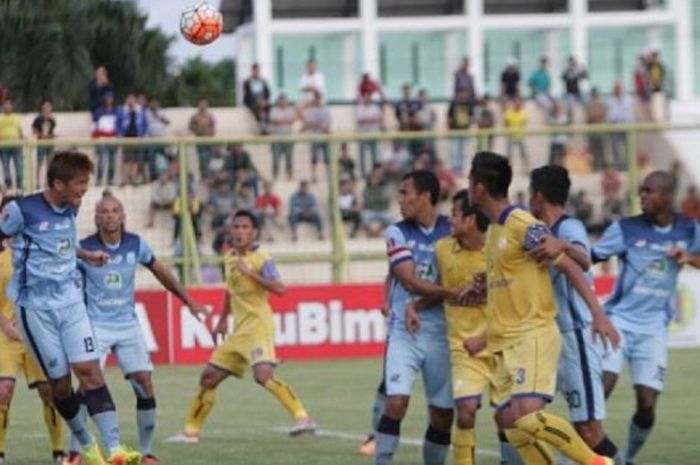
<box><xmin>503</xmin><ymin>98</ymin><xmax>529</xmax><ymax>171</ymax></box>
<box><xmin>223</xmin><ymin>143</ymin><xmax>258</xmax><ymax>193</ymax></box>
<box><xmin>584</xmin><ymin>87</ymin><xmax>608</xmax><ymax>170</ymax></box>
<box><xmin>338</xmin><ymin>142</ymin><xmax>356</xmax><ymax>183</ymax></box>
<box><xmin>88</xmin><ymin>66</ymin><xmax>114</xmax><ymax>121</ymax></box>
<box><xmin>116</xmin><ymin>93</ymin><xmax>149</xmax><ymax>186</ymax></box>
<box><xmin>500</xmin><ymin>58</ymin><xmax>520</xmax><ymax>103</ymax></box>
<box><xmin>601</xmin><ymin>164</ymin><xmax>622</xmax><ymax>199</ymax></box>
<box><xmin>243</xmin><ymin>63</ymin><xmax>271</xmax><ymax>134</ymax></box>
<box><xmin>269</xmin><ymin>94</ymin><xmax>296</xmax><ymax>180</ymax></box>
<box><xmin>362</xmin><ymin>166</ymin><xmax>392</xmax><ymax>237</ymax></box>
<box><xmin>447</xmin><ymin>88</ymin><xmax>473</xmax><ymax>175</ymax></box>
<box><xmin>147</xmin><ymin>171</ymin><xmax>177</xmax><ymax>228</ymax></box>
<box><xmin>299</xmin><ymin>58</ymin><xmax>326</xmax><ymax>102</ymax></box>
<box><xmin>633</xmin><ymin>53</ymin><xmax>652</xmax><ymax>121</ymax></box>
<box><xmin>435</xmin><ymin>159</ymin><xmax>458</xmax><ymax>201</ymax></box>
<box><xmin>380</xmin><ymin>141</ymin><xmax>411</xmax><ymax>181</ymax></box>
<box><xmin>680</xmin><ymin>186</ymin><xmax>700</xmax><ymax>221</ymax></box>
<box><xmin>355</xmin><ymin>92</ymin><xmax>383</xmax><ymax>177</ymax></box>
<box><xmin>300</xmin><ymin>90</ymin><xmax>331</xmax><ymax>182</ymax></box>
<box><xmin>0</xmin><ymin>99</ymin><xmax>23</xmax><ymax>190</ymax></box>
<box><xmin>474</xmin><ymin>94</ymin><xmax>496</xmax><ymax>151</ymax></box>
<box><xmin>547</xmin><ymin>102</ymin><xmax>571</xmax><ymax>166</ymax></box>
<box><xmin>92</xmin><ymin>93</ymin><xmax>119</xmax><ymax>186</ymax></box>
<box><xmin>32</xmin><ymin>99</ymin><xmax>56</xmax><ymax>187</ymax></box>
<box><xmin>208</xmin><ymin>181</ymin><xmax>237</xmax><ymax>230</ymax></box>
<box><xmin>453</xmin><ymin>57</ymin><xmax>476</xmax><ymax>99</ymax></box>
<box><xmin>189</xmin><ymin>98</ymin><xmax>216</xmax><ymax>180</ymax></box>
<box><xmin>561</xmin><ymin>56</ymin><xmax>587</xmax><ymax>103</ymax></box>
<box><xmin>358</xmin><ymin>72</ymin><xmax>385</xmax><ymax>101</ymax></box>
<box><xmin>395</xmin><ymin>83</ymin><xmax>419</xmax><ymax>132</ymax></box>
<box><xmin>288</xmin><ymin>180</ymin><xmax>323</xmax><ymax>241</ymax></box>
<box><xmin>146</xmin><ymin>98</ymin><xmax>171</xmax><ymax>181</ymax></box>
<box><xmin>173</xmin><ymin>189</ymin><xmax>202</xmax><ymax>244</ymax></box>
<box><xmin>234</xmin><ymin>182</ymin><xmax>258</xmax><ymax>218</ymax></box>
<box><xmin>647</xmin><ymin>50</ymin><xmax>666</xmax><ymax>93</ymax></box>
<box><xmin>256</xmin><ymin>180</ymin><xmax>283</xmax><ymax>241</ymax></box>
<box><xmin>339</xmin><ymin>180</ymin><xmax>361</xmax><ymax>238</ymax></box>
<box><xmin>607</xmin><ymin>82</ymin><xmax>634</xmax><ymax>169</ymax></box>
<box><xmin>414</xmin><ymin>89</ymin><xmax>436</xmax><ymax>154</ymax></box>
<box><xmin>569</xmin><ymin>190</ymin><xmax>594</xmax><ymax>230</ymax></box>
<box><xmin>600</xmin><ymin>192</ymin><xmax>625</xmax><ymax>229</ymax></box>
<box><xmin>528</xmin><ymin>56</ymin><xmax>555</xmax><ymax>116</ymax></box>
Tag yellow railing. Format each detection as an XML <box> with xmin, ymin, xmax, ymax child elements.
<box><xmin>0</xmin><ymin>121</ymin><xmax>694</xmax><ymax>285</ymax></box>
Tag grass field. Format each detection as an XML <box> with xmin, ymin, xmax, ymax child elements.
<box><xmin>5</xmin><ymin>349</ymin><xmax>699</xmax><ymax>465</ymax></box>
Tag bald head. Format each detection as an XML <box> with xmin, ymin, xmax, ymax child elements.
<box><xmin>643</xmin><ymin>171</ymin><xmax>676</xmax><ymax>195</ymax></box>
<box><xmin>95</xmin><ymin>193</ymin><xmax>125</xmax><ymax>235</ymax></box>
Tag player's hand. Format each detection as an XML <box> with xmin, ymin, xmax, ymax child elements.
<box><xmin>591</xmin><ymin>315</ymin><xmax>620</xmax><ymax>351</ymax></box>
<box><xmin>189</xmin><ymin>303</ymin><xmax>210</xmax><ymax>323</ymax></box>
<box><xmin>667</xmin><ymin>247</ymin><xmax>691</xmax><ymax>265</ymax></box>
<box><xmin>211</xmin><ymin>315</ymin><xmax>228</xmax><ymax>345</ymax></box>
<box><xmin>235</xmin><ymin>259</ymin><xmax>254</xmax><ymax>276</ymax></box>
<box><xmin>0</xmin><ymin>321</ymin><xmax>20</xmax><ymax>341</ymax></box>
<box><xmin>405</xmin><ymin>302</ymin><xmax>420</xmax><ymax>335</ymax></box>
<box><xmin>528</xmin><ymin>235</ymin><xmax>567</xmax><ymax>265</ymax></box>
<box><xmin>380</xmin><ymin>304</ymin><xmax>390</xmax><ymax>317</ymax></box>
<box><xmin>456</xmin><ymin>284</ymin><xmax>485</xmax><ymax>307</ymax></box>
<box><xmin>82</xmin><ymin>249</ymin><xmax>110</xmax><ymax>266</ymax></box>
<box><xmin>463</xmin><ymin>336</ymin><xmax>487</xmax><ymax>357</ymax></box>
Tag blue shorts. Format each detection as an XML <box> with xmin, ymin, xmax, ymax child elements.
<box><xmin>602</xmin><ymin>327</ymin><xmax>667</xmax><ymax>392</ymax></box>
<box><xmin>94</xmin><ymin>322</ymin><xmax>153</xmax><ymax>376</ymax></box>
<box><xmin>557</xmin><ymin>328</ymin><xmax>606</xmax><ymax>422</ymax></box>
<box><xmin>384</xmin><ymin>329</ymin><xmax>452</xmax><ymax>409</ymax></box>
<box><xmin>16</xmin><ymin>302</ymin><xmax>99</xmax><ymax>380</ymax></box>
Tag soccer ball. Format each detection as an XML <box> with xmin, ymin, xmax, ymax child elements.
<box><xmin>180</xmin><ymin>1</ymin><xmax>223</xmax><ymax>46</ymax></box>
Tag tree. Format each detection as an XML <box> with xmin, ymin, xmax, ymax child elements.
<box><xmin>166</xmin><ymin>58</ymin><xmax>236</xmax><ymax>107</ymax></box>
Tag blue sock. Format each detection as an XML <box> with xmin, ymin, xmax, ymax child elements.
<box><xmin>625</xmin><ymin>414</ymin><xmax>653</xmax><ymax>462</ymax></box>
<box><xmin>136</xmin><ymin>397</ymin><xmax>157</xmax><ymax>455</ymax></box>
<box><xmin>70</xmin><ymin>402</ymin><xmax>89</xmax><ymax>452</ymax></box>
<box><xmin>423</xmin><ymin>425</ymin><xmax>450</xmax><ymax>465</ymax></box>
<box><xmin>55</xmin><ymin>392</ymin><xmax>92</xmax><ymax>448</ymax></box>
<box><xmin>375</xmin><ymin>415</ymin><xmax>400</xmax><ymax>465</ymax></box>
<box><xmin>370</xmin><ymin>387</ymin><xmax>386</xmax><ymax>436</ymax></box>
<box><xmin>84</xmin><ymin>386</ymin><xmax>121</xmax><ymax>453</ymax></box>
<box><xmin>499</xmin><ymin>432</ymin><xmax>525</xmax><ymax>465</ymax></box>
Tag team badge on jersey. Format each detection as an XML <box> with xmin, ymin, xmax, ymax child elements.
<box><xmin>104</xmin><ymin>271</ymin><xmax>123</xmax><ymax>290</ymax></box>
<box><xmin>126</xmin><ymin>251</ymin><xmax>136</xmax><ymax>264</ymax></box>
<box><xmin>57</xmin><ymin>238</ymin><xmax>73</xmax><ymax>256</ymax></box>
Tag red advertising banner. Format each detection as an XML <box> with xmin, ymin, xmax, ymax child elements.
<box><xmin>134</xmin><ymin>279</ymin><xmax>617</xmax><ymax>365</ymax></box>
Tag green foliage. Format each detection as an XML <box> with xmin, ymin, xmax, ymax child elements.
<box><xmin>166</xmin><ymin>57</ymin><xmax>236</xmax><ymax>107</ymax></box>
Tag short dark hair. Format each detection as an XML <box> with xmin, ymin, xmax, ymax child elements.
<box><xmin>47</xmin><ymin>150</ymin><xmax>94</xmax><ymax>188</ymax></box>
<box><xmin>530</xmin><ymin>165</ymin><xmax>571</xmax><ymax>206</ymax></box>
<box><xmin>645</xmin><ymin>170</ymin><xmax>676</xmax><ymax>195</ymax></box>
<box><xmin>452</xmin><ymin>189</ymin><xmax>489</xmax><ymax>232</ymax></box>
<box><xmin>470</xmin><ymin>151</ymin><xmax>512</xmax><ymax>198</ymax></box>
<box><xmin>402</xmin><ymin>170</ymin><xmax>440</xmax><ymax>206</ymax></box>
<box><xmin>233</xmin><ymin>209</ymin><xmax>258</xmax><ymax>229</ymax></box>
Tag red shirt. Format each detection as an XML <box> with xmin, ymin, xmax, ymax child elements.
<box><xmin>358</xmin><ymin>79</ymin><xmax>380</xmax><ymax>98</ymax></box>
<box><xmin>256</xmin><ymin>194</ymin><xmax>281</xmax><ymax>211</ymax></box>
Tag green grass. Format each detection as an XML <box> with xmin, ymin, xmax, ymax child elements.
<box><xmin>6</xmin><ymin>350</ymin><xmax>699</xmax><ymax>464</ymax></box>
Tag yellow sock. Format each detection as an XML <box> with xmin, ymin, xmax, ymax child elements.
<box><xmin>263</xmin><ymin>378</ymin><xmax>308</xmax><ymax>419</ymax></box>
<box><xmin>505</xmin><ymin>428</ymin><xmax>555</xmax><ymax>465</ymax></box>
<box><xmin>184</xmin><ymin>387</ymin><xmax>217</xmax><ymax>435</ymax></box>
<box><xmin>515</xmin><ymin>411</ymin><xmax>600</xmax><ymax>465</ymax></box>
<box><xmin>43</xmin><ymin>404</ymin><xmax>63</xmax><ymax>452</ymax></box>
<box><xmin>0</xmin><ymin>404</ymin><xmax>8</xmax><ymax>455</ymax></box>
<box><xmin>452</xmin><ymin>426</ymin><xmax>476</xmax><ymax>465</ymax></box>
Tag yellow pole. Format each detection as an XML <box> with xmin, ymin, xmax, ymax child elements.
<box><xmin>177</xmin><ymin>140</ymin><xmax>191</xmax><ymax>286</ymax></box>
<box><xmin>23</xmin><ymin>139</ymin><xmax>33</xmax><ymax>193</ymax></box>
<box><xmin>327</xmin><ymin>141</ymin><xmax>347</xmax><ymax>283</ymax></box>
<box><xmin>627</xmin><ymin>129</ymin><xmax>641</xmax><ymax>214</ymax></box>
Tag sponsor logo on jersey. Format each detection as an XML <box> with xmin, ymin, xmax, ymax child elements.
<box><xmin>126</xmin><ymin>252</ymin><xmax>136</xmax><ymax>264</ymax></box>
<box><xmin>104</xmin><ymin>271</ymin><xmax>123</xmax><ymax>290</ymax></box>
<box><xmin>57</xmin><ymin>238</ymin><xmax>73</xmax><ymax>256</ymax></box>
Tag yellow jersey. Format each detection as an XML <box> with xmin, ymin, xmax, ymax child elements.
<box><xmin>484</xmin><ymin>207</ymin><xmax>557</xmax><ymax>351</ymax></box>
<box><xmin>0</xmin><ymin>114</ymin><xmax>21</xmax><ymax>140</ymax></box>
<box><xmin>435</xmin><ymin>237</ymin><xmax>488</xmax><ymax>349</ymax></box>
<box><xmin>503</xmin><ymin>107</ymin><xmax>527</xmax><ymax>139</ymax></box>
<box><xmin>0</xmin><ymin>248</ymin><xmax>13</xmax><ymax>322</ymax></box>
<box><xmin>224</xmin><ymin>245</ymin><xmax>280</xmax><ymax>333</ymax></box>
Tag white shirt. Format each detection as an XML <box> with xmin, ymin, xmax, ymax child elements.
<box><xmin>299</xmin><ymin>71</ymin><xmax>327</xmax><ymax>101</ymax></box>
<box><xmin>355</xmin><ymin>103</ymin><xmax>383</xmax><ymax>133</ymax></box>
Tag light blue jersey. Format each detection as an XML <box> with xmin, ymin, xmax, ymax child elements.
<box><xmin>79</xmin><ymin>232</ymin><xmax>155</xmax><ymax>326</ymax></box>
<box><xmin>550</xmin><ymin>215</ymin><xmax>594</xmax><ymax>332</ymax></box>
<box><xmin>592</xmin><ymin>214</ymin><xmax>700</xmax><ymax>334</ymax></box>
<box><xmin>0</xmin><ymin>193</ymin><xmax>82</xmax><ymax>310</ymax></box>
<box><xmin>385</xmin><ymin>215</ymin><xmax>450</xmax><ymax>334</ymax></box>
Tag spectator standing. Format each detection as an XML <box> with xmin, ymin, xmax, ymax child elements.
<box><xmin>503</xmin><ymin>98</ymin><xmax>529</xmax><ymax>171</ymax></box>
<box><xmin>547</xmin><ymin>103</ymin><xmax>571</xmax><ymax>166</ymax></box>
<box><xmin>447</xmin><ymin>89</ymin><xmax>473</xmax><ymax>175</ymax></box>
<box><xmin>288</xmin><ymin>180</ymin><xmax>323</xmax><ymax>241</ymax></box>
<box><xmin>355</xmin><ymin>92</ymin><xmax>383</xmax><ymax>177</ymax></box>
<box><xmin>92</xmin><ymin>93</ymin><xmax>119</xmax><ymax>186</ymax></box>
<box><xmin>188</xmin><ymin>98</ymin><xmax>216</xmax><ymax>180</ymax></box>
<box><xmin>88</xmin><ymin>66</ymin><xmax>114</xmax><ymax>121</ymax></box>
<box><xmin>528</xmin><ymin>57</ymin><xmax>555</xmax><ymax>115</ymax></box>
<box><xmin>584</xmin><ymin>87</ymin><xmax>608</xmax><ymax>170</ymax></box>
<box><xmin>561</xmin><ymin>56</ymin><xmax>587</xmax><ymax>120</ymax></box>
<box><xmin>32</xmin><ymin>99</ymin><xmax>56</xmax><ymax>187</ymax></box>
<box><xmin>633</xmin><ymin>53</ymin><xmax>652</xmax><ymax>121</ymax></box>
<box><xmin>243</xmin><ymin>63</ymin><xmax>271</xmax><ymax>134</ymax></box>
<box><xmin>474</xmin><ymin>94</ymin><xmax>496</xmax><ymax>150</ymax></box>
<box><xmin>361</xmin><ymin>166</ymin><xmax>392</xmax><ymax>237</ymax></box>
<box><xmin>269</xmin><ymin>94</ymin><xmax>296</xmax><ymax>180</ymax></box>
<box><xmin>500</xmin><ymin>59</ymin><xmax>521</xmax><ymax>103</ymax></box>
<box><xmin>147</xmin><ymin>171</ymin><xmax>177</xmax><ymax>228</ymax></box>
<box><xmin>358</xmin><ymin>72</ymin><xmax>385</xmax><ymax>101</ymax></box>
<box><xmin>256</xmin><ymin>180</ymin><xmax>283</xmax><ymax>242</ymax></box>
<box><xmin>607</xmin><ymin>82</ymin><xmax>634</xmax><ymax>169</ymax></box>
<box><xmin>647</xmin><ymin>51</ymin><xmax>666</xmax><ymax>93</ymax></box>
<box><xmin>453</xmin><ymin>57</ymin><xmax>476</xmax><ymax>98</ymax></box>
<box><xmin>338</xmin><ymin>142</ymin><xmax>357</xmax><ymax>183</ymax></box>
<box><xmin>146</xmin><ymin>98</ymin><xmax>171</xmax><ymax>181</ymax></box>
<box><xmin>680</xmin><ymin>186</ymin><xmax>700</xmax><ymax>221</ymax></box>
<box><xmin>339</xmin><ymin>180</ymin><xmax>361</xmax><ymax>238</ymax></box>
<box><xmin>414</xmin><ymin>89</ymin><xmax>436</xmax><ymax>154</ymax></box>
<box><xmin>0</xmin><ymin>99</ymin><xmax>23</xmax><ymax>190</ymax></box>
<box><xmin>298</xmin><ymin>59</ymin><xmax>326</xmax><ymax>103</ymax></box>
<box><xmin>300</xmin><ymin>90</ymin><xmax>331</xmax><ymax>182</ymax></box>
<box><xmin>116</xmin><ymin>93</ymin><xmax>149</xmax><ymax>186</ymax></box>
<box><xmin>394</xmin><ymin>84</ymin><xmax>419</xmax><ymax>132</ymax></box>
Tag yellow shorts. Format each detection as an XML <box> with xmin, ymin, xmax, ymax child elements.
<box><xmin>209</xmin><ymin>328</ymin><xmax>277</xmax><ymax>378</ymax></box>
<box><xmin>0</xmin><ymin>333</ymin><xmax>47</xmax><ymax>387</ymax></box>
<box><xmin>450</xmin><ymin>347</ymin><xmax>507</xmax><ymax>407</ymax></box>
<box><xmin>494</xmin><ymin>322</ymin><xmax>561</xmax><ymax>403</ymax></box>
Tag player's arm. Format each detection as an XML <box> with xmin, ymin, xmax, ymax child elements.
<box><xmin>0</xmin><ymin>313</ymin><xmax>19</xmax><ymax>341</ymax></box>
<box><xmin>553</xmin><ymin>254</ymin><xmax>620</xmax><ymax>350</ymax></box>
<box><xmin>591</xmin><ymin>221</ymin><xmax>625</xmax><ymax>264</ymax></box>
<box><xmin>529</xmin><ymin>234</ymin><xmax>591</xmax><ymax>271</ymax></box>
<box><xmin>211</xmin><ymin>290</ymin><xmax>232</xmax><ymax>344</ymax></box>
<box><xmin>147</xmin><ymin>259</ymin><xmax>207</xmax><ymax>319</ymax></box>
<box><xmin>667</xmin><ymin>222</ymin><xmax>700</xmax><ymax>268</ymax></box>
<box><xmin>392</xmin><ymin>261</ymin><xmax>456</xmax><ymax>301</ymax></box>
<box><xmin>236</xmin><ymin>259</ymin><xmax>285</xmax><ymax>296</ymax></box>
<box><xmin>0</xmin><ymin>201</ymin><xmax>24</xmax><ymax>242</ymax></box>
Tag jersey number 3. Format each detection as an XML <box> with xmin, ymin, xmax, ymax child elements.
<box><xmin>84</xmin><ymin>337</ymin><xmax>95</xmax><ymax>353</ymax></box>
